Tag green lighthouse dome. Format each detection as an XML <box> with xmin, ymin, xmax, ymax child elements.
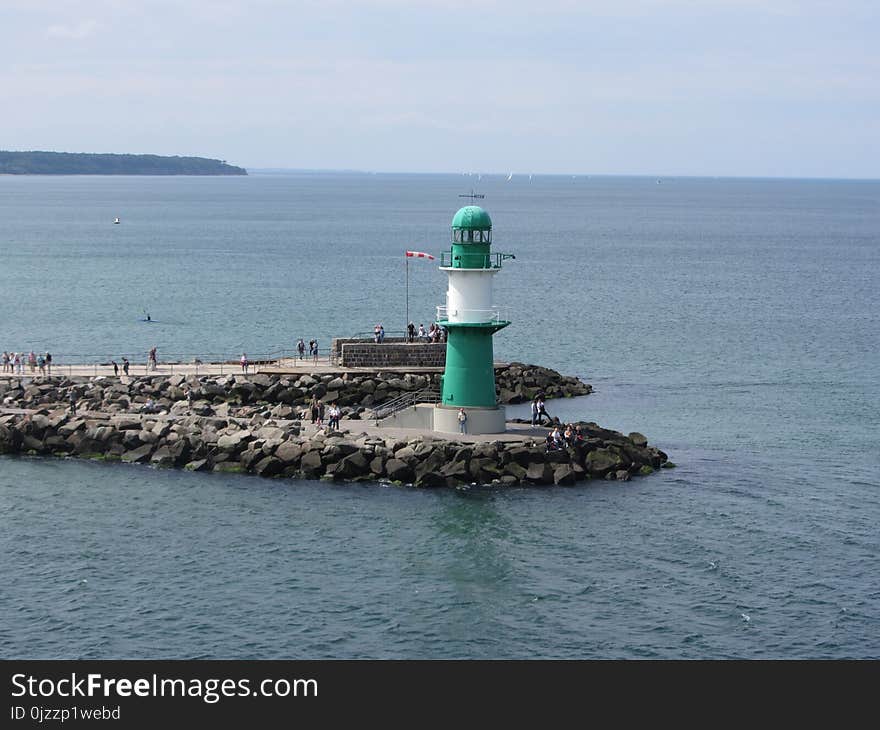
<box><xmin>451</xmin><ymin>206</ymin><xmax>492</xmax><ymax>231</ymax></box>
<box><xmin>451</xmin><ymin>206</ymin><xmax>492</xmax><ymax>244</ymax></box>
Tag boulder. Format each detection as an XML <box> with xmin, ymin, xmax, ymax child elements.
<box><xmin>385</xmin><ymin>458</ymin><xmax>414</xmax><ymax>483</ymax></box>
<box><xmin>335</xmin><ymin>451</ymin><xmax>370</xmax><ymax>479</ymax></box>
<box><xmin>503</xmin><ymin>462</ymin><xmax>527</xmax><ymax>482</ymax></box>
<box><xmin>254</xmin><ymin>456</ymin><xmax>284</xmax><ymax>477</ymax></box>
<box><xmin>586</xmin><ymin>448</ymin><xmax>624</xmax><ymax>476</ymax></box>
<box><xmin>525</xmin><ymin>462</ymin><xmax>553</xmax><ymax>484</ymax></box>
<box><xmin>553</xmin><ymin>464</ymin><xmax>576</xmax><ymax>485</ymax></box>
<box><xmin>121</xmin><ymin>443</ymin><xmax>154</xmax><ymax>463</ymax></box>
<box><xmin>150</xmin><ymin>447</ymin><xmax>176</xmax><ymax>468</ymax></box>
<box><xmin>275</xmin><ymin>440</ymin><xmax>303</xmax><ymax>465</ymax></box>
<box><xmin>300</xmin><ymin>449</ymin><xmax>323</xmax><ymax>475</ymax></box>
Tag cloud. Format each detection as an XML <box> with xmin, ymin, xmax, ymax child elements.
<box><xmin>46</xmin><ymin>19</ymin><xmax>99</xmax><ymax>40</ymax></box>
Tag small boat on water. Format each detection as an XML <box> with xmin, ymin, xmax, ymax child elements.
<box><xmin>114</xmin><ymin>217</ymin><xmax>120</xmax><ymax>224</ymax></box>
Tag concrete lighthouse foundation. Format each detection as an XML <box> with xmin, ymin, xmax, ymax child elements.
<box><xmin>433</xmin><ymin>404</ymin><xmax>506</xmax><ymax>435</ymax></box>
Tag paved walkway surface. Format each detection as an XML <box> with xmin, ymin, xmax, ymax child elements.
<box><xmin>0</xmin><ymin>357</ymin><xmax>510</xmax><ymax>379</ymax></box>
<box><xmin>1</xmin><ymin>404</ymin><xmax>549</xmax><ymax>445</ymax></box>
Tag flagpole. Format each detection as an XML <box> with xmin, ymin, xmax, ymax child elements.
<box><xmin>405</xmin><ymin>254</ymin><xmax>409</xmax><ymax>341</ymax></box>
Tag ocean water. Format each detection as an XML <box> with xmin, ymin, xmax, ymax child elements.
<box><xmin>1</xmin><ymin>173</ymin><xmax>878</xmax><ymax>658</ymax></box>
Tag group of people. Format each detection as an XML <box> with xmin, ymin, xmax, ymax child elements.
<box><xmin>373</xmin><ymin>324</ymin><xmax>386</xmax><ymax>343</ymax></box>
<box><xmin>407</xmin><ymin>321</ymin><xmax>445</xmax><ymax>343</ymax></box>
<box><xmin>546</xmin><ymin>424</ymin><xmax>585</xmax><ymax>452</ymax></box>
<box><xmin>529</xmin><ymin>395</ymin><xmax>553</xmax><ymax>426</ymax></box>
<box><xmin>296</xmin><ymin>338</ymin><xmax>320</xmax><ymax>363</ymax></box>
<box><xmin>1</xmin><ymin>351</ymin><xmax>52</xmax><ymax>375</ymax></box>
<box><xmin>305</xmin><ymin>396</ymin><xmax>342</xmax><ymax>431</ymax></box>
<box><xmin>109</xmin><ymin>358</ymin><xmax>131</xmax><ymax>376</ymax></box>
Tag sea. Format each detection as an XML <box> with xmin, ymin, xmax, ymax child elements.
<box><xmin>0</xmin><ymin>172</ymin><xmax>878</xmax><ymax>659</ymax></box>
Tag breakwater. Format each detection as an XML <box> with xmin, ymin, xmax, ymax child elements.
<box><xmin>0</xmin><ymin>362</ymin><xmax>590</xmax><ymax>419</ymax></box>
<box><xmin>0</xmin><ymin>365</ymin><xmax>669</xmax><ymax>487</ymax></box>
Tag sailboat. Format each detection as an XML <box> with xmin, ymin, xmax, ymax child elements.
<box><xmin>113</xmin><ymin>217</ymin><xmax>120</xmax><ymax>224</ymax></box>
<box><xmin>507</xmin><ymin>172</ymin><xmax>513</xmax><ymax>181</ymax></box>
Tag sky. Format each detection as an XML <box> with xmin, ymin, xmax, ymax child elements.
<box><xmin>2</xmin><ymin>0</ymin><xmax>878</xmax><ymax>177</ymax></box>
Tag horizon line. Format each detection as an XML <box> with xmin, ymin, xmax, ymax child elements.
<box><xmin>245</xmin><ymin>168</ymin><xmax>880</xmax><ymax>182</ymax></box>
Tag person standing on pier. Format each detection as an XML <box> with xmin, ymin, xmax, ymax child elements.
<box><xmin>122</xmin><ymin>357</ymin><xmax>130</xmax><ymax>376</ymax></box>
<box><xmin>530</xmin><ymin>397</ymin><xmax>539</xmax><ymax>426</ymax></box>
<box><xmin>240</xmin><ymin>353</ymin><xmax>249</xmax><ymax>373</ymax></box>
<box><xmin>537</xmin><ymin>395</ymin><xmax>551</xmax><ymax>426</ymax></box>
<box><xmin>458</xmin><ymin>408</ymin><xmax>468</xmax><ymax>434</ymax></box>
<box><xmin>111</xmin><ymin>360</ymin><xmax>118</xmax><ymax>376</ymax></box>
<box><xmin>45</xmin><ymin>352</ymin><xmax>52</xmax><ymax>375</ymax></box>
<box><xmin>68</xmin><ymin>390</ymin><xmax>77</xmax><ymax>415</ymax></box>
<box><xmin>148</xmin><ymin>346</ymin><xmax>158</xmax><ymax>372</ymax></box>
<box><xmin>407</xmin><ymin>321</ymin><xmax>415</xmax><ymax>343</ymax></box>
<box><xmin>297</xmin><ymin>338</ymin><xmax>306</xmax><ymax>360</ymax></box>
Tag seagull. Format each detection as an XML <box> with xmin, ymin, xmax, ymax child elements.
<box><xmin>741</xmin><ymin>613</ymin><xmax>750</xmax><ymax>622</ymax></box>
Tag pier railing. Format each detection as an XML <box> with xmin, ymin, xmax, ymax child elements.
<box><xmin>372</xmin><ymin>388</ymin><xmax>441</xmax><ymax>420</ymax></box>
<box><xmin>1</xmin><ymin>346</ymin><xmax>338</xmax><ymax>378</ymax></box>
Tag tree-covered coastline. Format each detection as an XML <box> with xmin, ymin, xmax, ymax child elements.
<box><xmin>0</xmin><ymin>151</ymin><xmax>247</xmax><ymax>175</ymax></box>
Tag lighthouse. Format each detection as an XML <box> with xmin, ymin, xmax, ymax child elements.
<box><xmin>434</xmin><ymin>205</ymin><xmax>515</xmax><ymax>435</ymax></box>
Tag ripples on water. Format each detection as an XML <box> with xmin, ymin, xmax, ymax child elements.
<box><xmin>1</xmin><ymin>451</ymin><xmax>876</xmax><ymax>659</ymax></box>
<box><xmin>0</xmin><ymin>174</ymin><xmax>878</xmax><ymax>658</ymax></box>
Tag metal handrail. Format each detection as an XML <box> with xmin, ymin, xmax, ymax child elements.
<box><xmin>373</xmin><ymin>388</ymin><xmax>440</xmax><ymax>420</ymax></box>
<box><xmin>439</xmin><ymin>251</ymin><xmax>515</xmax><ymax>269</ymax></box>
<box><xmin>436</xmin><ymin>306</ymin><xmax>508</xmax><ymax>323</ymax></box>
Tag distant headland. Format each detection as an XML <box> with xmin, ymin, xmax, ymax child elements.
<box><xmin>0</xmin><ymin>151</ymin><xmax>247</xmax><ymax>176</ymax></box>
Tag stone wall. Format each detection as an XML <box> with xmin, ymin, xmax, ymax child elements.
<box><xmin>339</xmin><ymin>342</ymin><xmax>446</xmax><ymax>368</ymax></box>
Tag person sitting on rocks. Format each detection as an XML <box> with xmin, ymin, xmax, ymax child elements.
<box><xmin>564</xmin><ymin>424</ymin><xmax>574</xmax><ymax>446</ymax></box>
<box><xmin>551</xmin><ymin>426</ymin><xmax>565</xmax><ymax>450</ymax></box>
<box><xmin>142</xmin><ymin>398</ymin><xmax>157</xmax><ymax>414</ymax></box>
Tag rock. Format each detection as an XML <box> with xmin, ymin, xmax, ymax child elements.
<box><xmin>525</xmin><ymin>462</ymin><xmax>553</xmax><ymax>484</ymax></box>
<box><xmin>184</xmin><ymin>459</ymin><xmax>210</xmax><ymax>472</ymax></box>
<box><xmin>503</xmin><ymin>462</ymin><xmax>527</xmax><ymax>481</ymax></box>
<box><xmin>614</xmin><ymin>469</ymin><xmax>631</xmax><ymax>481</ymax></box>
<box><xmin>254</xmin><ymin>456</ymin><xmax>284</xmax><ymax>477</ymax></box>
<box><xmin>121</xmin><ymin>444</ymin><xmax>154</xmax><ymax>463</ymax></box>
<box><xmin>217</xmin><ymin>431</ymin><xmax>250</xmax><ymax>452</ymax></box>
<box><xmin>629</xmin><ymin>432</ymin><xmax>648</xmax><ymax>448</ymax></box>
<box><xmin>586</xmin><ymin>448</ymin><xmax>623</xmax><ymax>476</ymax></box>
<box><xmin>369</xmin><ymin>456</ymin><xmax>386</xmax><ymax>476</ymax></box>
<box><xmin>275</xmin><ymin>440</ymin><xmax>303</xmax><ymax>465</ymax></box>
<box><xmin>638</xmin><ymin>464</ymin><xmax>654</xmax><ymax>476</ymax></box>
<box><xmin>385</xmin><ymin>458</ymin><xmax>413</xmax><ymax>483</ymax></box>
<box><xmin>300</xmin><ymin>449</ymin><xmax>323</xmax><ymax>475</ymax></box>
<box><xmin>150</xmin><ymin>446</ymin><xmax>176</xmax><ymax>468</ymax></box>
<box><xmin>440</xmin><ymin>459</ymin><xmax>470</xmax><ymax>482</ymax></box>
<box><xmin>553</xmin><ymin>463</ymin><xmax>576</xmax><ymax>485</ymax></box>
<box><xmin>334</xmin><ymin>451</ymin><xmax>370</xmax><ymax>479</ymax></box>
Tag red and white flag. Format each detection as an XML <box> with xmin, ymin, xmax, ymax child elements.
<box><xmin>405</xmin><ymin>250</ymin><xmax>435</xmax><ymax>260</ymax></box>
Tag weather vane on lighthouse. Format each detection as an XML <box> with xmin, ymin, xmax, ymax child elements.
<box><xmin>458</xmin><ymin>188</ymin><xmax>485</xmax><ymax>203</ymax></box>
